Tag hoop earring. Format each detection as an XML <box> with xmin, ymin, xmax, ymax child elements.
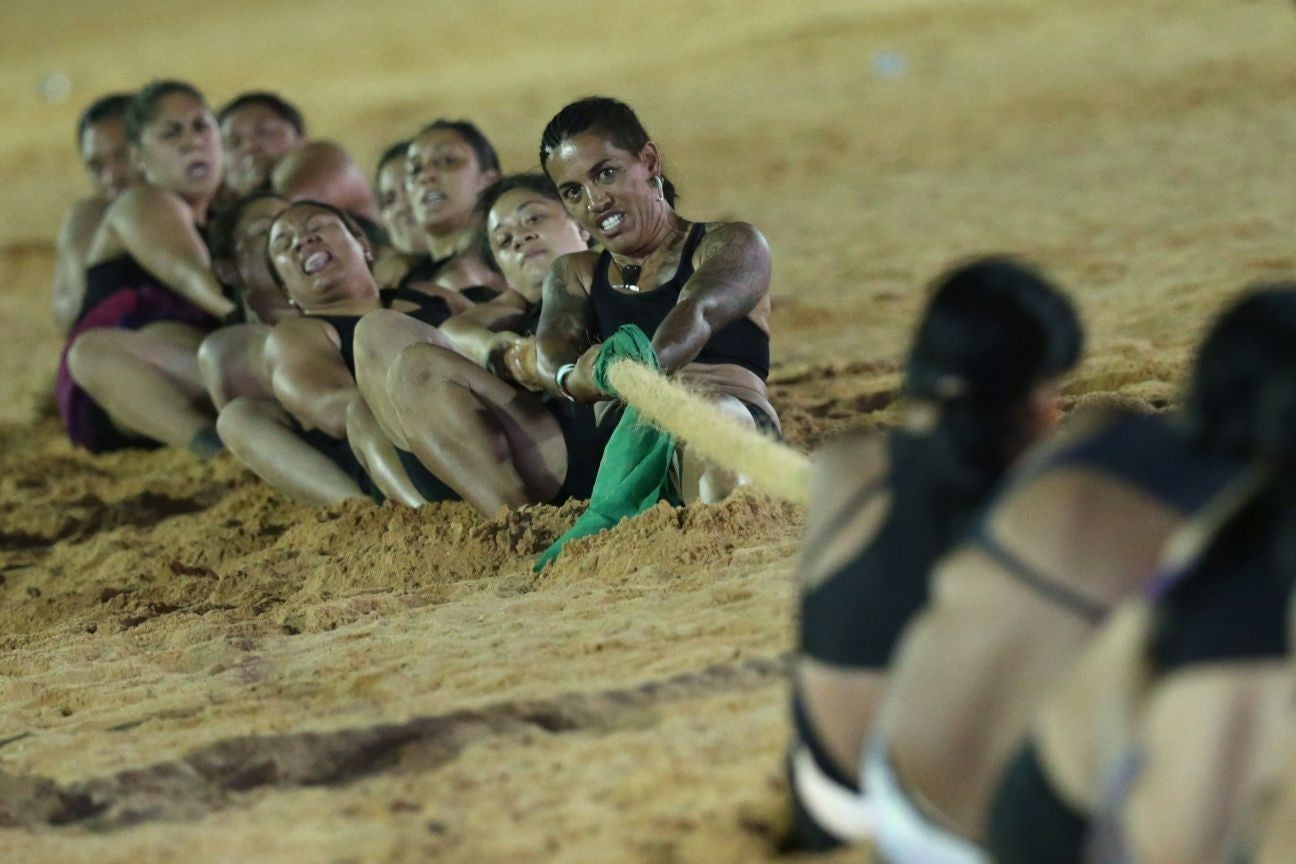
<box><xmin>654</xmin><ymin>176</ymin><xmax>665</xmax><ymax>201</ymax></box>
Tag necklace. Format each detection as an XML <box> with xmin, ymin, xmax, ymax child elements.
<box><xmin>618</xmin><ymin>264</ymin><xmax>642</xmax><ymax>292</ymax></box>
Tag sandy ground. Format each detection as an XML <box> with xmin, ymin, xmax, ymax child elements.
<box><xmin>2</xmin><ymin>0</ymin><xmax>1295</xmax><ymax>861</ymax></box>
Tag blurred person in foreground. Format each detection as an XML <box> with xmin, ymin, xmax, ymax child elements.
<box><xmin>786</xmin><ymin>256</ymin><xmax>1081</xmax><ymax>851</ymax></box>
<box><xmin>987</xmin><ymin>287</ymin><xmax>1296</xmax><ymax>864</ymax></box>
<box><xmin>865</xmin><ymin>288</ymin><xmax>1259</xmax><ymax>861</ymax></box>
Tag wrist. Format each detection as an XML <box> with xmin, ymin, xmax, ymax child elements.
<box><xmin>555</xmin><ymin>363</ymin><xmax>578</xmax><ymax>401</ymax></box>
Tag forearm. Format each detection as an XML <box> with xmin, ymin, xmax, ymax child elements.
<box><xmin>652</xmin><ymin>297</ymin><xmax>712</xmax><ymax>373</ymax></box>
<box><xmin>173</xmin><ymin>268</ymin><xmax>237</xmax><ymax>318</ymax></box>
<box><xmin>441</xmin><ymin>318</ymin><xmax>508</xmax><ymax>370</ymax></box>
<box><xmin>536</xmin><ymin>331</ymin><xmax>586</xmax><ymax>387</ymax></box>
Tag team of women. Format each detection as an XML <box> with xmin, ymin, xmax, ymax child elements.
<box><xmin>52</xmin><ymin>81</ymin><xmax>1296</xmax><ymax>862</ymax></box>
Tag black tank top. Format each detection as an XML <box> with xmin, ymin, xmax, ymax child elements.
<box><xmin>391</xmin><ymin>254</ymin><xmax>500</xmax><ymax>322</ymax></box>
<box><xmin>800</xmin><ymin>433</ymin><xmax>979</xmax><ymax>669</ymax></box>
<box><xmin>396</xmin><ymin>254</ymin><xmax>445</xmax><ymax>294</ymax></box>
<box><xmin>1034</xmin><ymin>413</ymin><xmax>1239</xmax><ymax>514</ymax></box>
<box><xmin>589</xmin><ymin>223</ymin><xmax>770</xmax><ymax>379</ymax></box>
<box><xmin>517</xmin><ymin>299</ymin><xmax>543</xmax><ymax>337</ymax></box>
<box><xmin>309</xmin><ymin>292</ymin><xmax>449</xmax><ymax>376</ymax></box>
<box><xmin>961</xmin><ymin>413</ymin><xmax>1244</xmax><ymax>623</ymax></box>
<box><xmin>81</xmin><ymin>255</ymin><xmax>157</xmax><ymax>322</ymax></box>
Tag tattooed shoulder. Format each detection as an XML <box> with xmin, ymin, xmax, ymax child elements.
<box><xmin>695</xmin><ymin>221</ymin><xmax>770</xmax><ymax>281</ymax></box>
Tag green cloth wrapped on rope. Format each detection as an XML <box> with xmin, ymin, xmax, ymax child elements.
<box><xmin>534</xmin><ymin>325</ymin><xmax>681</xmax><ymax>571</ymax></box>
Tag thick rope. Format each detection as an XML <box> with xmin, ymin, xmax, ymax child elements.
<box><xmin>604</xmin><ymin>359</ymin><xmax>812</xmax><ymax>506</ymax></box>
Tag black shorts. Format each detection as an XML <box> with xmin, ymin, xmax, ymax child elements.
<box><xmin>548</xmin><ymin>398</ymin><xmax>617</xmax><ymax>503</ymax></box>
<box><xmin>386</xmin><ymin>406</ymin><xmax>604</xmax><ymax>507</ymax></box>
<box><xmin>393</xmin><ymin>447</ymin><xmax>461</xmax><ymax>503</ymax></box>
<box><xmin>286</xmin><ymin>417</ymin><xmax>384</xmax><ymax>504</ymax></box>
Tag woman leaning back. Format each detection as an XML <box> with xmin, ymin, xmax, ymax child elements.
<box><xmin>864</xmin><ymin>293</ymin><xmax>1251</xmax><ymax>862</ymax></box>
<box><xmin>60</xmin><ymin>80</ymin><xmax>236</xmax><ymax>456</ymax></box>
<box><xmin>351</xmin><ymin>172</ymin><xmax>596</xmax><ymax>512</ymax></box>
<box><xmin>535</xmin><ymin>95</ymin><xmax>780</xmax><ymax>504</ymax></box>
<box><xmin>216</xmin><ymin>200</ymin><xmax>449</xmax><ymax>506</ymax></box>
<box><xmin>195</xmin><ymin>190</ymin><xmax>295</xmax><ymax>410</ymax></box>
<box><xmin>786</xmin><ymin>256</ymin><xmax>1082</xmax><ymax>851</ymax></box>
<box><xmin>987</xmin><ymin>287</ymin><xmax>1296</xmax><ymax>864</ymax></box>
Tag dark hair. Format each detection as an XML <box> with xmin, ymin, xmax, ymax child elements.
<box><xmin>471</xmin><ymin>173</ymin><xmax>565</xmax><ymax>273</ymax></box>
<box><xmin>217</xmin><ymin>91</ymin><xmax>306</xmax><ymax>137</ymax></box>
<box><xmin>208</xmin><ymin>190</ymin><xmax>289</xmax><ymax>271</ymax></box>
<box><xmin>906</xmin><ymin>256</ymin><xmax>1082</xmax><ymax>406</ymax></box>
<box><xmin>897</xmin><ymin>256</ymin><xmax>1083</xmax><ymax>511</ymax></box>
<box><xmin>1188</xmin><ymin>285</ymin><xmax>1296</xmax><ymax>461</ymax></box>
<box><xmin>416</xmin><ymin>119</ymin><xmax>500</xmax><ymax>176</ymax></box>
<box><xmin>76</xmin><ymin>93</ymin><xmax>133</xmax><ymax>146</ymax></box>
<box><xmin>375</xmin><ymin>139</ymin><xmax>410</xmax><ymax>187</ymax></box>
<box><xmin>474</xmin><ymin>172</ymin><xmax>561</xmax><ymax>218</ymax></box>
<box><xmin>266</xmin><ymin>199</ymin><xmax>369</xmax><ymax>289</ymax></box>
<box><xmin>125</xmin><ymin>80</ymin><xmax>207</xmax><ymax>145</ymax></box>
<box><xmin>538</xmin><ymin>96</ymin><xmax>678</xmax><ymax>205</ymax></box>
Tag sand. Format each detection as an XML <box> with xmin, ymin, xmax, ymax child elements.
<box><xmin>2</xmin><ymin>0</ymin><xmax>1295</xmax><ymax>860</ymax></box>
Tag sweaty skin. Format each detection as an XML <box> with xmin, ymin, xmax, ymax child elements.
<box><xmin>351</xmin><ymin>183</ymin><xmax>589</xmax><ymax>514</ymax></box>
<box><xmin>217</xmin><ymin>203</ymin><xmax>387</xmax><ymax>505</ymax></box>
<box><xmin>537</xmin><ymin>129</ymin><xmax>776</xmax><ymax>502</ymax></box>
<box><xmin>877</xmin><ymin>416</ymin><xmax>1209</xmax><ymax>844</ymax></box>
<box><xmin>67</xmin><ymin>90</ymin><xmax>234</xmax><ymax>452</ymax></box>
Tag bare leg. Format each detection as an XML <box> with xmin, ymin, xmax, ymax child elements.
<box><xmin>216</xmin><ymin>396</ymin><xmax>367</xmax><ymax>506</ymax></box>
<box><xmin>345</xmin><ymin>396</ymin><xmax>427</xmax><ymax>508</ymax></box>
<box><xmin>198</xmin><ymin>324</ymin><xmax>272</xmax><ymax>410</ymax></box>
<box><xmin>676</xmin><ymin>395</ymin><xmax>755</xmax><ymax>504</ymax></box>
<box><xmin>388</xmin><ymin>342</ymin><xmax>566</xmax><ymax>516</ymax></box>
<box><xmin>67</xmin><ymin>322</ymin><xmax>218</xmax><ymax>452</ymax></box>
<box><xmin>352</xmin><ymin>309</ymin><xmax>455</xmax><ymax>450</ymax></box>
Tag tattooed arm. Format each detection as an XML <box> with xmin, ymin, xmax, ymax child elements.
<box><xmin>536</xmin><ymin>252</ymin><xmax>602</xmax><ymax>401</ymax></box>
<box><xmin>653</xmin><ymin>222</ymin><xmax>771</xmax><ymax>373</ymax></box>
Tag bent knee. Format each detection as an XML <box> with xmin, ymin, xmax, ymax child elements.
<box><xmin>67</xmin><ymin>328</ymin><xmax>124</xmax><ymax>388</ymax></box>
<box><xmin>217</xmin><ymin>395</ymin><xmax>281</xmax><ymax>442</ymax></box>
<box><xmin>354</xmin><ymin>310</ymin><xmax>409</xmax><ymax>359</ymax></box>
<box><xmin>710</xmin><ymin>394</ymin><xmax>756</xmax><ymax>429</ymax></box>
<box><xmin>344</xmin><ymin>396</ymin><xmax>374</xmax><ymax>435</ymax></box>
<box><xmin>388</xmin><ymin>342</ymin><xmax>462</xmax><ymax>399</ymax></box>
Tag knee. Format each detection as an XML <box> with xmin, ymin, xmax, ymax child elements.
<box><xmin>67</xmin><ymin>329</ymin><xmax>120</xmax><ymax>389</ymax></box>
<box><xmin>354</xmin><ymin>310</ymin><xmax>407</xmax><ymax>378</ymax></box>
<box><xmin>710</xmin><ymin>394</ymin><xmax>756</xmax><ymax>429</ymax></box>
<box><xmin>388</xmin><ymin>342</ymin><xmax>459</xmax><ymax>402</ymax></box>
<box><xmin>216</xmin><ymin>395</ymin><xmax>275</xmax><ymax>448</ymax></box>
<box><xmin>197</xmin><ymin>328</ymin><xmax>236</xmax><ymax>381</ymax></box>
<box><xmin>344</xmin><ymin>395</ymin><xmax>370</xmax><ymax>439</ymax></box>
